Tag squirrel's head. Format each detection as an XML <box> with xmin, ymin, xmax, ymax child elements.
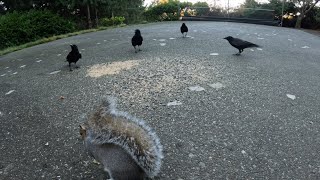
<box><xmin>79</xmin><ymin>124</ymin><xmax>87</xmax><ymax>140</ymax></box>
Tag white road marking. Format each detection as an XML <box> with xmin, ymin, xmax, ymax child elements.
<box><xmin>1</xmin><ymin>74</ymin><xmax>6</xmax><ymax>77</ymax></box>
<box><xmin>169</xmin><ymin>38</ymin><xmax>176</xmax><ymax>40</ymax></box>
<box><xmin>210</xmin><ymin>53</ymin><xmax>219</xmax><ymax>56</ymax></box>
<box><xmin>301</xmin><ymin>46</ymin><xmax>310</xmax><ymax>49</ymax></box>
<box><xmin>57</xmin><ymin>54</ymin><xmax>62</xmax><ymax>56</ymax></box>
<box><xmin>20</xmin><ymin>65</ymin><xmax>26</xmax><ymax>68</ymax></box>
<box><xmin>12</xmin><ymin>72</ymin><xmax>18</xmax><ymax>75</ymax></box>
<box><xmin>247</xmin><ymin>66</ymin><xmax>257</xmax><ymax>70</ymax></box>
<box><xmin>189</xmin><ymin>86</ymin><xmax>205</xmax><ymax>91</ymax></box>
<box><xmin>5</xmin><ymin>90</ymin><xmax>15</xmax><ymax>95</ymax></box>
<box><xmin>286</xmin><ymin>94</ymin><xmax>296</xmax><ymax>100</ymax></box>
<box><xmin>160</xmin><ymin>43</ymin><xmax>166</xmax><ymax>46</ymax></box>
<box><xmin>49</xmin><ymin>70</ymin><xmax>61</xmax><ymax>75</ymax></box>
<box><xmin>36</xmin><ymin>60</ymin><xmax>42</xmax><ymax>63</ymax></box>
<box><xmin>167</xmin><ymin>101</ymin><xmax>182</xmax><ymax>106</ymax></box>
<box><xmin>256</xmin><ymin>48</ymin><xmax>263</xmax><ymax>51</ymax></box>
<box><xmin>208</xmin><ymin>82</ymin><xmax>225</xmax><ymax>89</ymax></box>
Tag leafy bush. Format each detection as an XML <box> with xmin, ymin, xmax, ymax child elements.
<box><xmin>100</xmin><ymin>16</ymin><xmax>125</xmax><ymax>26</ymax></box>
<box><xmin>144</xmin><ymin>0</ymin><xmax>180</xmax><ymax>21</ymax></box>
<box><xmin>0</xmin><ymin>10</ymin><xmax>76</xmax><ymax>50</ymax></box>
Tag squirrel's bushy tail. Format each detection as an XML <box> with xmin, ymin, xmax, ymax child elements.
<box><xmin>85</xmin><ymin>96</ymin><xmax>163</xmax><ymax>178</ymax></box>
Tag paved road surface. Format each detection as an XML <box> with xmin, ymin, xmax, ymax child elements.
<box><xmin>0</xmin><ymin>21</ymin><xmax>320</xmax><ymax>179</ymax></box>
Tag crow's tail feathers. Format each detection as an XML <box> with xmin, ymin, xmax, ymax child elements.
<box><xmin>250</xmin><ymin>43</ymin><xmax>260</xmax><ymax>48</ymax></box>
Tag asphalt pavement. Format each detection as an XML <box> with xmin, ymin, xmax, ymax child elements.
<box><xmin>0</xmin><ymin>21</ymin><xmax>320</xmax><ymax>179</ymax></box>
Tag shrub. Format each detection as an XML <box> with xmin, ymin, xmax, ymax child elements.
<box><xmin>144</xmin><ymin>1</ymin><xmax>180</xmax><ymax>21</ymax></box>
<box><xmin>99</xmin><ymin>16</ymin><xmax>125</xmax><ymax>26</ymax></box>
<box><xmin>0</xmin><ymin>10</ymin><xmax>76</xmax><ymax>50</ymax></box>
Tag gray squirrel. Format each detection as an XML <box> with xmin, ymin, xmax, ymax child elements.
<box><xmin>79</xmin><ymin>97</ymin><xmax>163</xmax><ymax>179</ymax></box>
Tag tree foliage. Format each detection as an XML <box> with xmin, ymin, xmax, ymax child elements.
<box><xmin>292</xmin><ymin>0</ymin><xmax>320</xmax><ymax>28</ymax></box>
<box><xmin>239</xmin><ymin>0</ymin><xmax>320</xmax><ymax>28</ymax></box>
<box><xmin>0</xmin><ymin>10</ymin><xmax>76</xmax><ymax>49</ymax></box>
<box><xmin>192</xmin><ymin>2</ymin><xmax>210</xmax><ymax>16</ymax></box>
<box><xmin>260</xmin><ymin>0</ymin><xmax>296</xmax><ymax>16</ymax></box>
<box><xmin>145</xmin><ymin>0</ymin><xmax>180</xmax><ymax>21</ymax></box>
<box><xmin>0</xmin><ymin>0</ymin><xmax>144</xmax><ymax>27</ymax></box>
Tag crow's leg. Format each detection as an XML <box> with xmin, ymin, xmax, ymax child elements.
<box><xmin>236</xmin><ymin>49</ymin><xmax>242</xmax><ymax>55</ymax></box>
<box><xmin>75</xmin><ymin>62</ymin><xmax>79</xmax><ymax>69</ymax></box>
<box><xmin>182</xmin><ymin>33</ymin><xmax>185</xmax><ymax>38</ymax></box>
<box><xmin>134</xmin><ymin>46</ymin><xmax>137</xmax><ymax>53</ymax></box>
<box><xmin>185</xmin><ymin>32</ymin><xmax>188</xmax><ymax>37</ymax></box>
<box><xmin>69</xmin><ymin>62</ymin><xmax>73</xmax><ymax>71</ymax></box>
<box><xmin>138</xmin><ymin>45</ymin><xmax>141</xmax><ymax>51</ymax></box>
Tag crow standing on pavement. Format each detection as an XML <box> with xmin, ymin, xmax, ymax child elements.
<box><xmin>223</xmin><ymin>36</ymin><xmax>259</xmax><ymax>55</ymax></box>
<box><xmin>131</xmin><ymin>29</ymin><xmax>143</xmax><ymax>53</ymax></box>
<box><xmin>180</xmin><ymin>23</ymin><xmax>188</xmax><ymax>38</ymax></box>
<box><xmin>66</xmin><ymin>44</ymin><xmax>82</xmax><ymax>71</ymax></box>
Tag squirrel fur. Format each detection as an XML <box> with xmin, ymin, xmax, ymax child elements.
<box><xmin>80</xmin><ymin>96</ymin><xmax>163</xmax><ymax>179</ymax></box>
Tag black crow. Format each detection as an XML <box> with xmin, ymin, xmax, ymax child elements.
<box><xmin>66</xmin><ymin>44</ymin><xmax>82</xmax><ymax>71</ymax></box>
<box><xmin>131</xmin><ymin>29</ymin><xmax>143</xmax><ymax>53</ymax></box>
<box><xmin>180</xmin><ymin>23</ymin><xmax>188</xmax><ymax>38</ymax></box>
<box><xmin>224</xmin><ymin>36</ymin><xmax>259</xmax><ymax>55</ymax></box>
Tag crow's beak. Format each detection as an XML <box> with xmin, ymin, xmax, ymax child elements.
<box><xmin>223</xmin><ymin>37</ymin><xmax>227</xmax><ymax>39</ymax></box>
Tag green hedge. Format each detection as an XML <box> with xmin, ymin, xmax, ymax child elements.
<box><xmin>144</xmin><ymin>1</ymin><xmax>180</xmax><ymax>22</ymax></box>
<box><xmin>99</xmin><ymin>16</ymin><xmax>125</xmax><ymax>26</ymax></box>
<box><xmin>0</xmin><ymin>10</ymin><xmax>76</xmax><ymax>50</ymax></box>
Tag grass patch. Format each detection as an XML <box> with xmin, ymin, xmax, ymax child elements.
<box><xmin>0</xmin><ymin>25</ymin><xmax>121</xmax><ymax>56</ymax></box>
<box><xmin>0</xmin><ymin>21</ymin><xmax>156</xmax><ymax>57</ymax></box>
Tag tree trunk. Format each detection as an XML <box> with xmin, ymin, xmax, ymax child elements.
<box><xmin>95</xmin><ymin>7</ymin><xmax>98</xmax><ymax>27</ymax></box>
<box><xmin>87</xmin><ymin>4</ymin><xmax>92</xmax><ymax>29</ymax></box>
<box><xmin>295</xmin><ymin>15</ymin><xmax>303</xmax><ymax>28</ymax></box>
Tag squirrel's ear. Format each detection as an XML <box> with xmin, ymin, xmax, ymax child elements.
<box><xmin>79</xmin><ymin>124</ymin><xmax>85</xmax><ymax>130</ymax></box>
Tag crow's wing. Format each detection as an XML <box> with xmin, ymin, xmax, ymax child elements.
<box><xmin>137</xmin><ymin>36</ymin><xmax>143</xmax><ymax>45</ymax></box>
<box><xmin>231</xmin><ymin>38</ymin><xmax>258</xmax><ymax>49</ymax></box>
<box><xmin>180</xmin><ymin>25</ymin><xmax>188</xmax><ymax>33</ymax></box>
<box><xmin>66</xmin><ymin>53</ymin><xmax>72</xmax><ymax>61</ymax></box>
<box><xmin>131</xmin><ymin>36</ymin><xmax>136</xmax><ymax>46</ymax></box>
